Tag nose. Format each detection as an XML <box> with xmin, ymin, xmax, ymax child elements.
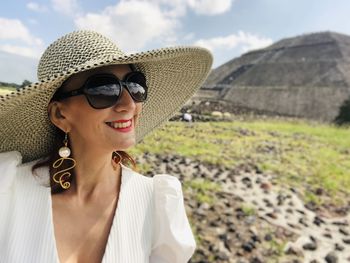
<box><xmin>113</xmin><ymin>85</ymin><xmax>136</xmax><ymax>112</ymax></box>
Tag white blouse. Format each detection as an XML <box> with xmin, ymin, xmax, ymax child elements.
<box><xmin>0</xmin><ymin>151</ymin><xmax>196</xmax><ymax>263</ymax></box>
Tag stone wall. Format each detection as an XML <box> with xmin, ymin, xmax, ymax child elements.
<box><xmin>222</xmin><ymin>86</ymin><xmax>350</xmax><ymax>122</ymax></box>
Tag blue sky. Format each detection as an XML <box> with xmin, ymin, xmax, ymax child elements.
<box><xmin>0</xmin><ymin>0</ymin><xmax>350</xmax><ymax>83</ymax></box>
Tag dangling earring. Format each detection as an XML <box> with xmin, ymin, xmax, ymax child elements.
<box><xmin>53</xmin><ymin>132</ymin><xmax>76</xmax><ymax>190</ymax></box>
<box><xmin>112</xmin><ymin>151</ymin><xmax>122</xmax><ymax>170</ymax></box>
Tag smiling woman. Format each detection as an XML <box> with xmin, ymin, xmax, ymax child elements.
<box><xmin>0</xmin><ymin>30</ymin><xmax>212</xmax><ymax>263</ymax></box>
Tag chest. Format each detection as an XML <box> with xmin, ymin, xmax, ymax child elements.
<box><xmin>51</xmin><ymin>195</ymin><xmax>118</xmax><ymax>263</ymax></box>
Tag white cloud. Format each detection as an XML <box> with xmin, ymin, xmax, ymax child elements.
<box><xmin>187</xmin><ymin>0</ymin><xmax>233</xmax><ymax>15</ymax></box>
<box><xmin>0</xmin><ymin>18</ymin><xmax>43</xmax><ymax>46</ymax></box>
<box><xmin>194</xmin><ymin>31</ymin><xmax>274</xmax><ymax>67</ymax></box>
<box><xmin>75</xmin><ymin>0</ymin><xmax>178</xmax><ymax>51</ymax></box>
<box><xmin>194</xmin><ymin>31</ymin><xmax>273</xmax><ymax>53</ymax></box>
<box><xmin>0</xmin><ymin>18</ymin><xmax>44</xmax><ymax>58</ymax></box>
<box><xmin>26</xmin><ymin>2</ymin><xmax>48</xmax><ymax>13</ymax></box>
<box><xmin>149</xmin><ymin>0</ymin><xmax>233</xmax><ymax>16</ymax></box>
<box><xmin>0</xmin><ymin>44</ymin><xmax>41</xmax><ymax>58</ymax></box>
<box><xmin>51</xmin><ymin>0</ymin><xmax>80</xmax><ymax>16</ymax></box>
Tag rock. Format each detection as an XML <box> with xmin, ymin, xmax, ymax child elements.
<box><xmin>242</xmin><ymin>241</ymin><xmax>255</xmax><ymax>252</ymax></box>
<box><xmin>335</xmin><ymin>243</ymin><xmax>344</xmax><ymax>251</ymax></box>
<box><xmin>323</xmin><ymin>232</ymin><xmax>332</xmax><ymax>239</ymax></box>
<box><xmin>342</xmin><ymin>238</ymin><xmax>350</xmax><ymax>244</ymax></box>
<box><xmin>284</xmin><ymin>244</ymin><xmax>304</xmax><ymax>257</ymax></box>
<box><xmin>290</xmin><ymin>187</ymin><xmax>297</xmax><ymax>193</ymax></box>
<box><xmin>264</xmin><ymin>234</ymin><xmax>272</xmax><ymax>241</ymax></box>
<box><xmin>325</xmin><ymin>251</ymin><xmax>338</xmax><ymax>263</ymax></box>
<box><xmin>266</xmin><ymin>212</ymin><xmax>278</xmax><ymax>219</ymax></box>
<box><xmin>296</xmin><ymin>209</ymin><xmax>305</xmax><ymax>215</ymax></box>
<box><xmin>211</xmin><ymin>111</ymin><xmax>223</xmax><ymax>118</ymax></box>
<box><xmin>250</xmin><ymin>256</ymin><xmax>263</xmax><ymax>263</ymax></box>
<box><xmin>260</xmin><ymin>182</ymin><xmax>271</xmax><ymax>190</ymax></box>
<box><xmin>315</xmin><ymin>187</ymin><xmax>324</xmax><ymax>195</ymax></box>
<box><xmin>339</xmin><ymin>227</ymin><xmax>349</xmax><ymax>236</ymax></box>
<box><xmin>263</xmin><ymin>198</ymin><xmax>273</xmax><ymax>207</ymax></box>
<box><xmin>332</xmin><ymin>220</ymin><xmax>349</xmax><ymax>226</ymax></box>
<box><xmin>242</xmin><ymin>176</ymin><xmax>251</xmax><ymax>183</ymax></box>
<box><xmin>223</xmin><ymin>112</ymin><xmax>231</xmax><ymax>118</ymax></box>
<box><xmin>305</xmin><ymin>201</ymin><xmax>317</xmax><ymax>211</ymax></box>
<box><xmin>309</xmin><ymin>235</ymin><xmax>316</xmax><ymax>243</ymax></box>
<box><xmin>228</xmin><ymin>222</ymin><xmax>236</xmax><ymax>233</ymax></box>
<box><xmin>298</xmin><ymin>217</ymin><xmax>309</xmax><ymax>227</ymax></box>
<box><xmin>215</xmin><ymin>251</ymin><xmax>230</xmax><ymax>260</ymax></box>
<box><xmin>302</xmin><ymin>242</ymin><xmax>317</xmax><ymax>251</ymax></box>
<box><xmin>245</xmin><ymin>215</ymin><xmax>256</xmax><ymax>225</ymax></box>
<box><xmin>286</xmin><ymin>208</ymin><xmax>293</xmax><ymax>214</ymax></box>
<box><xmin>313</xmin><ymin>216</ymin><xmax>325</xmax><ymax>226</ymax></box>
<box><xmin>251</xmin><ymin>234</ymin><xmax>261</xmax><ymax>243</ymax></box>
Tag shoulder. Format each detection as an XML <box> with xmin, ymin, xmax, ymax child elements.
<box><xmin>150</xmin><ymin>173</ymin><xmax>196</xmax><ymax>262</ymax></box>
<box><xmin>0</xmin><ymin>151</ymin><xmax>49</xmax><ymax>194</ymax></box>
<box><xmin>120</xmin><ymin>164</ymin><xmax>183</xmax><ymax>196</ymax></box>
<box><xmin>0</xmin><ymin>151</ymin><xmax>22</xmax><ymax>193</ymax></box>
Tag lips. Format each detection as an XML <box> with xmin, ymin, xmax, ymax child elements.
<box><xmin>106</xmin><ymin>118</ymin><xmax>132</xmax><ymax>129</ymax></box>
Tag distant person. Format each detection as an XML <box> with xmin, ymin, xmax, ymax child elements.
<box><xmin>0</xmin><ymin>30</ymin><xmax>212</xmax><ymax>262</ymax></box>
<box><xmin>183</xmin><ymin>112</ymin><xmax>193</xmax><ymax>122</ymax></box>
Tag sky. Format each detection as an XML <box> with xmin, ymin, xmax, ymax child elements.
<box><xmin>0</xmin><ymin>0</ymin><xmax>350</xmax><ymax>83</ymax></box>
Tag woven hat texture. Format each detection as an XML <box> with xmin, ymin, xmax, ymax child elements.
<box><xmin>0</xmin><ymin>30</ymin><xmax>213</xmax><ymax>163</ymax></box>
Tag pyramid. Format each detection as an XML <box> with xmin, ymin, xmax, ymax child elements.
<box><xmin>200</xmin><ymin>31</ymin><xmax>350</xmax><ymax>122</ymax></box>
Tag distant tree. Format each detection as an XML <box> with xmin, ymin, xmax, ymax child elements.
<box><xmin>334</xmin><ymin>97</ymin><xmax>350</xmax><ymax>126</ymax></box>
<box><xmin>21</xmin><ymin>80</ymin><xmax>32</xmax><ymax>88</ymax></box>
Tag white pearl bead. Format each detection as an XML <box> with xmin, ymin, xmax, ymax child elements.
<box><xmin>59</xmin><ymin>146</ymin><xmax>71</xmax><ymax>158</ymax></box>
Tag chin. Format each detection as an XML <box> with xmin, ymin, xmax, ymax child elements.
<box><xmin>114</xmin><ymin>139</ymin><xmax>135</xmax><ymax>151</ymax></box>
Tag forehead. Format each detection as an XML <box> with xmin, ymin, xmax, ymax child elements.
<box><xmin>61</xmin><ymin>64</ymin><xmax>132</xmax><ymax>92</ymax></box>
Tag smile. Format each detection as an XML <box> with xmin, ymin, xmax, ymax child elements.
<box><xmin>106</xmin><ymin>119</ymin><xmax>132</xmax><ymax>129</ymax></box>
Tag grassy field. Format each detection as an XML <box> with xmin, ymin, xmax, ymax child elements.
<box><xmin>129</xmin><ymin>118</ymin><xmax>350</xmax><ymax>209</ymax></box>
<box><xmin>0</xmin><ymin>86</ymin><xmax>16</xmax><ymax>96</ymax></box>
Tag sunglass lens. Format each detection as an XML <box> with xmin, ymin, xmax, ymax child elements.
<box><xmin>85</xmin><ymin>76</ymin><xmax>121</xmax><ymax>109</ymax></box>
<box><xmin>126</xmin><ymin>72</ymin><xmax>148</xmax><ymax>102</ymax></box>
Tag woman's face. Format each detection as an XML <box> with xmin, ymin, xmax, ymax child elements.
<box><xmin>48</xmin><ymin>64</ymin><xmax>143</xmax><ymax>153</ymax></box>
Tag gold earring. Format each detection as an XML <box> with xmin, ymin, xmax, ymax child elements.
<box><xmin>53</xmin><ymin>132</ymin><xmax>76</xmax><ymax>189</ymax></box>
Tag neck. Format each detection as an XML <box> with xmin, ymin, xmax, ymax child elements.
<box><xmin>62</xmin><ymin>147</ymin><xmax>121</xmax><ymax>203</ymax></box>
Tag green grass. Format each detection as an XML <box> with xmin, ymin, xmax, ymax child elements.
<box><xmin>183</xmin><ymin>178</ymin><xmax>221</xmax><ymax>205</ymax></box>
<box><xmin>129</xmin><ymin>119</ymin><xmax>350</xmax><ymax>207</ymax></box>
<box><xmin>241</xmin><ymin>203</ymin><xmax>257</xmax><ymax>216</ymax></box>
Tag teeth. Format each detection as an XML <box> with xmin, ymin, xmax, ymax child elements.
<box><xmin>108</xmin><ymin>120</ymin><xmax>132</xmax><ymax>129</ymax></box>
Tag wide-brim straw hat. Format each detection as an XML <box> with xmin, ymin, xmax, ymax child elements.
<box><xmin>0</xmin><ymin>30</ymin><xmax>213</xmax><ymax>163</ymax></box>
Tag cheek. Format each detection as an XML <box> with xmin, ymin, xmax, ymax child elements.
<box><xmin>134</xmin><ymin>103</ymin><xmax>142</xmax><ymax>121</ymax></box>
<box><xmin>68</xmin><ymin>99</ymin><xmax>107</xmax><ymax>130</ymax></box>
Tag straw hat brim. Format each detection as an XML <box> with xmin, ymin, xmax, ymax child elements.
<box><xmin>0</xmin><ymin>46</ymin><xmax>212</xmax><ymax>163</ymax></box>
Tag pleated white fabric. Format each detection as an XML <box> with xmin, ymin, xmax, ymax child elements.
<box><xmin>0</xmin><ymin>151</ymin><xmax>196</xmax><ymax>263</ymax></box>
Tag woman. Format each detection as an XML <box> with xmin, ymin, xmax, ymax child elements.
<box><xmin>0</xmin><ymin>30</ymin><xmax>212</xmax><ymax>263</ymax></box>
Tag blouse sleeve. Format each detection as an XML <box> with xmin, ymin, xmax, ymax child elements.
<box><xmin>0</xmin><ymin>151</ymin><xmax>22</xmax><ymax>194</ymax></box>
<box><xmin>150</xmin><ymin>174</ymin><xmax>196</xmax><ymax>263</ymax></box>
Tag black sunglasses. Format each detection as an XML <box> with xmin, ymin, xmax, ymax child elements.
<box><xmin>53</xmin><ymin>71</ymin><xmax>148</xmax><ymax>109</ymax></box>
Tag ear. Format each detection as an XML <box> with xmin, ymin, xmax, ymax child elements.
<box><xmin>47</xmin><ymin>101</ymin><xmax>70</xmax><ymax>132</ymax></box>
